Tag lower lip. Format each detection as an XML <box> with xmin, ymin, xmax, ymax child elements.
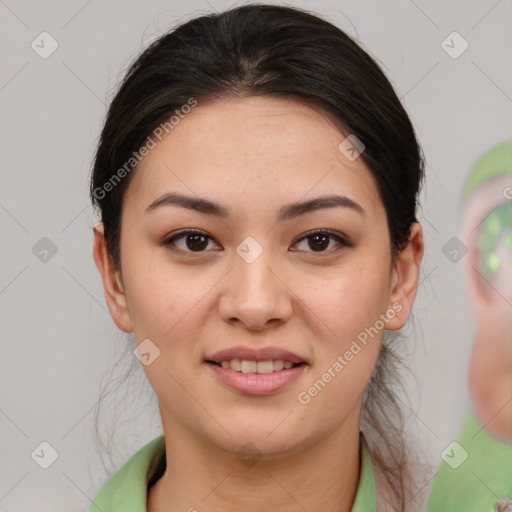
<box><xmin>206</xmin><ymin>362</ymin><xmax>307</xmax><ymax>395</ymax></box>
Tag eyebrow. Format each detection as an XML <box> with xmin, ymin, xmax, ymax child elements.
<box><xmin>145</xmin><ymin>192</ymin><xmax>365</xmax><ymax>221</ymax></box>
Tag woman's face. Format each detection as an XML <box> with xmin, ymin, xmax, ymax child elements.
<box><xmin>96</xmin><ymin>96</ymin><xmax>419</xmax><ymax>457</ymax></box>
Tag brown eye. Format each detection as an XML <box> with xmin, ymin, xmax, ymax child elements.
<box><xmin>292</xmin><ymin>230</ymin><xmax>351</xmax><ymax>253</ymax></box>
<box><xmin>162</xmin><ymin>230</ymin><xmax>219</xmax><ymax>253</ymax></box>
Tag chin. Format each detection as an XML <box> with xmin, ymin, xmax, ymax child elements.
<box><xmin>213</xmin><ymin>425</ymin><xmax>305</xmax><ymax>459</ymax></box>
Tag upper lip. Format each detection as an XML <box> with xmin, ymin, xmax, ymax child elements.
<box><xmin>207</xmin><ymin>345</ymin><xmax>308</xmax><ymax>364</ymax></box>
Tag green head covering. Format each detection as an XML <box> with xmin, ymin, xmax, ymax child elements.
<box><xmin>462</xmin><ymin>140</ymin><xmax>512</xmax><ymax>282</ymax></box>
<box><xmin>462</xmin><ymin>140</ymin><xmax>512</xmax><ymax>201</ymax></box>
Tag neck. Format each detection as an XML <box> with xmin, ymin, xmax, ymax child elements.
<box><xmin>148</xmin><ymin>404</ymin><xmax>363</xmax><ymax>512</ymax></box>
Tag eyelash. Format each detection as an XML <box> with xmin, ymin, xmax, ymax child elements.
<box><xmin>161</xmin><ymin>228</ymin><xmax>352</xmax><ymax>255</ymax></box>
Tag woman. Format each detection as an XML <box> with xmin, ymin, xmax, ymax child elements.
<box><xmin>89</xmin><ymin>4</ymin><xmax>426</xmax><ymax>511</ymax></box>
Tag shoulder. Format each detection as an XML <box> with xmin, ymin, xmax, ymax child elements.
<box><xmin>89</xmin><ymin>435</ymin><xmax>166</xmax><ymax>512</ymax></box>
<box><xmin>426</xmin><ymin>410</ymin><xmax>512</xmax><ymax>511</ymax></box>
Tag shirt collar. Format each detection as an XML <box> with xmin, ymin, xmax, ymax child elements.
<box><xmin>352</xmin><ymin>432</ymin><xmax>378</xmax><ymax>510</ymax></box>
<box><xmin>92</xmin><ymin>432</ymin><xmax>376</xmax><ymax>511</ymax></box>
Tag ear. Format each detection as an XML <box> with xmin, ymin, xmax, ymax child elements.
<box><xmin>386</xmin><ymin>222</ymin><xmax>424</xmax><ymax>330</ymax></box>
<box><xmin>92</xmin><ymin>222</ymin><xmax>133</xmax><ymax>333</ymax></box>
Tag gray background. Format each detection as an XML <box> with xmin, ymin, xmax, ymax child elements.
<box><xmin>1</xmin><ymin>0</ymin><xmax>511</xmax><ymax>510</ymax></box>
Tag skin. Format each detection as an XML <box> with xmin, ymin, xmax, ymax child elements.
<box><xmin>462</xmin><ymin>176</ymin><xmax>512</xmax><ymax>442</ymax></box>
<box><xmin>93</xmin><ymin>96</ymin><xmax>424</xmax><ymax>511</ymax></box>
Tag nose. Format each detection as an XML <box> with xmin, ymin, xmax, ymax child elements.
<box><xmin>218</xmin><ymin>245</ymin><xmax>293</xmax><ymax>331</ymax></box>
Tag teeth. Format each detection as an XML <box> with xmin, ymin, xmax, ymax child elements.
<box><xmin>241</xmin><ymin>360</ymin><xmax>257</xmax><ymax>374</ymax></box>
<box><xmin>274</xmin><ymin>360</ymin><xmax>284</xmax><ymax>371</ymax></box>
<box><xmin>216</xmin><ymin>359</ymin><xmax>298</xmax><ymax>373</ymax></box>
<box><xmin>256</xmin><ymin>361</ymin><xmax>273</xmax><ymax>374</ymax></box>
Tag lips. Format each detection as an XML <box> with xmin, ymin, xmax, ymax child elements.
<box><xmin>206</xmin><ymin>345</ymin><xmax>308</xmax><ymax>365</ymax></box>
<box><xmin>204</xmin><ymin>345</ymin><xmax>309</xmax><ymax>395</ymax></box>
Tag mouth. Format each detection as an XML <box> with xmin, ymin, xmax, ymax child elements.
<box><xmin>204</xmin><ymin>345</ymin><xmax>309</xmax><ymax>395</ymax></box>
<box><xmin>204</xmin><ymin>356</ymin><xmax>308</xmax><ymax>395</ymax></box>
<box><xmin>205</xmin><ymin>359</ymin><xmax>307</xmax><ymax>374</ymax></box>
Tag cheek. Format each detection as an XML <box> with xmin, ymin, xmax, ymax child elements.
<box><xmin>295</xmin><ymin>265</ymin><xmax>388</xmax><ymax>418</ymax></box>
<box><xmin>121</xmin><ymin>243</ymin><xmax>202</xmax><ymax>342</ymax></box>
<box><xmin>294</xmin><ymin>254</ymin><xmax>390</xmax><ymax>407</ymax></box>
<box><xmin>300</xmin><ymin>257</ymin><xmax>391</xmax><ymax>348</ymax></box>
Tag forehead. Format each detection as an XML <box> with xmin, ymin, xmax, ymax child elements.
<box><xmin>124</xmin><ymin>96</ymin><xmax>382</xmax><ymax>218</ymax></box>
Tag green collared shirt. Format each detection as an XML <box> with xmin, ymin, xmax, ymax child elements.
<box><xmin>426</xmin><ymin>410</ymin><xmax>512</xmax><ymax>511</ymax></box>
<box><xmin>89</xmin><ymin>411</ymin><xmax>512</xmax><ymax>511</ymax></box>
<box><xmin>89</xmin><ymin>433</ymin><xmax>377</xmax><ymax>511</ymax></box>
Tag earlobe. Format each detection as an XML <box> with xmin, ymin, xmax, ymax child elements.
<box><xmin>92</xmin><ymin>222</ymin><xmax>133</xmax><ymax>333</ymax></box>
<box><xmin>386</xmin><ymin>222</ymin><xmax>424</xmax><ymax>330</ymax></box>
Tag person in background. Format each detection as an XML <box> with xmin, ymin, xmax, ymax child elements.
<box><xmin>427</xmin><ymin>140</ymin><xmax>512</xmax><ymax>511</ymax></box>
